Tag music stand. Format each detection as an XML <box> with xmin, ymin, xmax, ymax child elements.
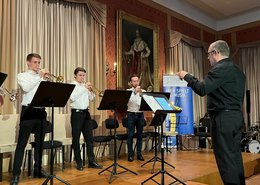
<box><xmin>140</xmin><ymin>93</ymin><xmax>186</xmax><ymax>185</ymax></box>
<box><xmin>140</xmin><ymin>92</ymin><xmax>174</xmax><ymax>173</ymax></box>
<box><xmin>97</xmin><ymin>90</ymin><xmax>138</xmax><ymax>183</ymax></box>
<box><xmin>30</xmin><ymin>81</ymin><xmax>75</xmax><ymax>185</ymax></box>
<box><xmin>0</xmin><ymin>72</ymin><xmax>7</xmax><ymax>87</ymax></box>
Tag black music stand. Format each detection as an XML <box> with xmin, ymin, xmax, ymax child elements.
<box><xmin>0</xmin><ymin>72</ymin><xmax>7</xmax><ymax>116</ymax></box>
<box><xmin>140</xmin><ymin>94</ymin><xmax>186</xmax><ymax>185</ymax></box>
<box><xmin>97</xmin><ymin>90</ymin><xmax>137</xmax><ymax>183</ymax></box>
<box><xmin>0</xmin><ymin>72</ymin><xmax>7</xmax><ymax>87</ymax></box>
<box><xmin>141</xmin><ymin>113</ymin><xmax>176</xmax><ymax>172</ymax></box>
<box><xmin>140</xmin><ymin>92</ymin><xmax>175</xmax><ymax>173</ymax></box>
<box><xmin>30</xmin><ymin>81</ymin><xmax>75</xmax><ymax>185</ymax></box>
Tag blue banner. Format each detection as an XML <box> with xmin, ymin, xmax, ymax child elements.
<box><xmin>163</xmin><ymin>75</ymin><xmax>194</xmax><ymax>146</ymax></box>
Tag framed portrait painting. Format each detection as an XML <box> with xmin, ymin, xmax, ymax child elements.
<box><xmin>116</xmin><ymin>10</ymin><xmax>159</xmax><ymax>92</ymax></box>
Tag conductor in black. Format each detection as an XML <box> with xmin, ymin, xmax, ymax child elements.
<box><xmin>177</xmin><ymin>40</ymin><xmax>246</xmax><ymax>185</ymax></box>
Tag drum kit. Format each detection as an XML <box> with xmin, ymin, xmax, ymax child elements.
<box><xmin>241</xmin><ymin>122</ymin><xmax>260</xmax><ymax>154</ymax></box>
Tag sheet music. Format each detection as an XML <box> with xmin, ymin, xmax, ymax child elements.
<box><xmin>142</xmin><ymin>94</ymin><xmax>162</xmax><ymax>112</ymax></box>
<box><xmin>154</xmin><ymin>97</ymin><xmax>173</xmax><ymax>110</ymax></box>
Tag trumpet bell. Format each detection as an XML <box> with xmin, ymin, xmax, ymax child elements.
<box><xmin>91</xmin><ymin>86</ymin><xmax>105</xmax><ymax>97</ymax></box>
<box><xmin>0</xmin><ymin>87</ymin><xmax>17</xmax><ymax>102</ymax></box>
<box><xmin>46</xmin><ymin>75</ymin><xmax>64</xmax><ymax>83</ymax></box>
<box><xmin>9</xmin><ymin>93</ymin><xmax>17</xmax><ymax>102</ymax></box>
<box><xmin>39</xmin><ymin>68</ymin><xmax>64</xmax><ymax>83</ymax></box>
<box><xmin>98</xmin><ymin>91</ymin><xmax>105</xmax><ymax>97</ymax></box>
<box><xmin>56</xmin><ymin>76</ymin><xmax>64</xmax><ymax>83</ymax></box>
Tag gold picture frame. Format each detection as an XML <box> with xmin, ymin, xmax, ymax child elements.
<box><xmin>116</xmin><ymin>10</ymin><xmax>159</xmax><ymax>91</ymax></box>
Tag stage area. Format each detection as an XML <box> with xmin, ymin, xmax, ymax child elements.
<box><xmin>1</xmin><ymin>149</ymin><xmax>260</xmax><ymax>185</ymax></box>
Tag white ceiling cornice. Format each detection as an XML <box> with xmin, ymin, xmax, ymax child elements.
<box><xmin>152</xmin><ymin>0</ymin><xmax>260</xmax><ymax>31</ymax></box>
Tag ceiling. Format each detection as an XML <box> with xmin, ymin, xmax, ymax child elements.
<box><xmin>185</xmin><ymin>0</ymin><xmax>260</xmax><ymax>20</ymax></box>
<box><xmin>152</xmin><ymin>0</ymin><xmax>260</xmax><ymax>30</ymax></box>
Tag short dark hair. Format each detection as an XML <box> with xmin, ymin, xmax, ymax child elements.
<box><xmin>74</xmin><ymin>67</ymin><xmax>86</xmax><ymax>75</ymax></box>
<box><xmin>26</xmin><ymin>53</ymin><xmax>41</xmax><ymax>61</ymax></box>
<box><xmin>129</xmin><ymin>74</ymin><xmax>139</xmax><ymax>82</ymax></box>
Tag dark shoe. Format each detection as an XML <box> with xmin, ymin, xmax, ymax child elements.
<box><xmin>88</xmin><ymin>161</ymin><xmax>102</xmax><ymax>169</ymax></box>
<box><xmin>33</xmin><ymin>170</ymin><xmax>47</xmax><ymax>178</ymax></box>
<box><xmin>128</xmin><ymin>155</ymin><xmax>133</xmax><ymax>162</ymax></box>
<box><xmin>10</xmin><ymin>175</ymin><xmax>19</xmax><ymax>185</ymax></box>
<box><xmin>137</xmin><ymin>153</ymin><xmax>144</xmax><ymax>161</ymax></box>
<box><xmin>33</xmin><ymin>170</ymin><xmax>48</xmax><ymax>178</ymax></box>
<box><xmin>76</xmin><ymin>163</ymin><xmax>83</xmax><ymax>171</ymax></box>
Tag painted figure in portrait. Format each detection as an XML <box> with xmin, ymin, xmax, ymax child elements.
<box><xmin>122</xmin><ymin>20</ymin><xmax>154</xmax><ymax>91</ymax></box>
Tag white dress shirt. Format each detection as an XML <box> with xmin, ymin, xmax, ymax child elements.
<box><xmin>17</xmin><ymin>70</ymin><xmax>44</xmax><ymax>106</ymax></box>
<box><xmin>127</xmin><ymin>87</ymin><xmax>145</xmax><ymax>112</ymax></box>
<box><xmin>70</xmin><ymin>81</ymin><xmax>95</xmax><ymax>110</ymax></box>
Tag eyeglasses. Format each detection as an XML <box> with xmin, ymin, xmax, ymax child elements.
<box><xmin>207</xmin><ymin>50</ymin><xmax>216</xmax><ymax>56</ymax></box>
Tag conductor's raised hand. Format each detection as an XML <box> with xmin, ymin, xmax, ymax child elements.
<box><xmin>176</xmin><ymin>71</ymin><xmax>188</xmax><ymax>80</ymax></box>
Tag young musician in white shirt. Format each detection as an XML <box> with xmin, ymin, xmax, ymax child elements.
<box><xmin>126</xmin><ymin>74</ymin><xmax>146</xmax><ymax>162</ymax></box>
<box><xmin>70</xmin><ymin>67</ymin><xmax>102</xmax><ymax>170</ymax></box>
<box><xmin>10</xmin><ymin>53</ymin><xmax>49</xmax><ymax>185</ymax></box>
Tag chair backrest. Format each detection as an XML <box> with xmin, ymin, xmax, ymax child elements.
<box><xmin>122</xmin><ymin>117</ymin><xmax>128</xmax><ymax>128</ymax></box>
<box><xmin>201</xmin><ymin>117</ymin><xmax>211</xmax><ymax>132</ymax></box>
<box><xmin>105</xmin><ymin>118</ymin><xmax>119</xmax><ymax>129</ymax></box>
<box><xmin>89</xmin><ymin>119</ymin><xmax>98</xmax><ymax>130</ymax></box>
<box><xmin>53</xmin><ymin>114</ymin><xmax>69</xmax><ymax>140</ymax></box>
<box><xmin>0</xmin><ymin>114</ymin><xmax>19</xmax><ymax>145</ymax></box>
<box><xmin>45</xmin><ymin>120</ymin><xmax>52</xmax><ymax>133</ymax></box>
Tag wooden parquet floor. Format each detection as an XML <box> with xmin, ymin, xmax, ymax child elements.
<box><xmin>1</xmin><ymin>149</ymin><xmax>260</xmax><ymax>185</ymax></box>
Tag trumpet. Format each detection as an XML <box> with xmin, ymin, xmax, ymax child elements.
<box><xmin>132</xmin><ymin>85</ymin><xmax>143</xmax><ymax>95</ymax></box>
<box><xmin>92</xmin><ymin>86</ymin><xmax>105</xmax><ymax>97</ymax></box>
<box><xmin>0</xmin><ymin>87</ymin><xmax>17</xmax><ymax>102</ymax></box>
<box><xmin>38</xmin><ymin>68</ymin><xmax>64</xmax><ymax>83</ymax></box>
<box><xmin>46</xmin><ymin>74</ymin><xmax>64</xmax><ymax>83</ymax></box>
<box><xmin>82</xmin><ymin>81</ymin><xmax>104</xmax><ymax>97</ymax></box>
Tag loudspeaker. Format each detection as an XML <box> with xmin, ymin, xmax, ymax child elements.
<box><xmin>246</xmin><ymin>90</ymin><xmax>250</xmax><ymax>114</ymax></box>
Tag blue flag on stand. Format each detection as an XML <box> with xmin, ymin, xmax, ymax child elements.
<box><xmin>163</xmin><ymin>74</ymin><xmax>194</xmax><ymax>146</ymax></box>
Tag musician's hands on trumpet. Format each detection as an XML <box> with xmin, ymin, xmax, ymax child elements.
<box><xmin>38</xmin><ymin>68</ymin><xmax>50</xmax><ymax>80</ymax></box>
<box><xmin>134</xmin><ymin>85</ymin><xmax>142</xmax><ymax>95</ymax></box>
<box><xmin>81</xmin><ymin>81</ymin><xmax>104</xmax><ymax>97</ymax></box>
<box><xmin>37</xmin><ymin>68</ymin><xmax>64</xmax><ymax>82</ymax></box>
<box><xmin>129</xmin><ymin>75</ymin><xmax>144</xmax><ymax>95</ymax></box>
<box><xmin>84</xmin><ymin>82</ymin><xmax>93</xmax><ymax>91</ymax></box>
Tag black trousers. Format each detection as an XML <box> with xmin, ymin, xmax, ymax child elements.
<box><xmin>12</xmin><ymin>106</ymin><xmax>47</xmax><ymax>176</ymax></box>
<box><xmin>211</xmin><ymin>110</ymin><xmax>245</xmax><ymax>185</ymax></box>
<box><xmin>70</xmin><ymin>109</ymin><xmax>95</xmax><ymax>165</ymax></box>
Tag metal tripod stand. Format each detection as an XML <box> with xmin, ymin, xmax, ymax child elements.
<box><xmin>98</xmin><ymin>109</ymin><xmax>137</xmax><ymax>183</ymax></box>
<box><xmin>141</xmin><ymin>111</ymin><xmax>186</xmax><ymax>185</ymax></box>
<box><xmin>141</xmin><ymin>122</ymin><xmax>175</xmax><ymax>173</ymax></box>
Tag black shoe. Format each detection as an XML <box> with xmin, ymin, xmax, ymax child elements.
<box><xmin>76</xmin><ymin>163</ymin><xmax>83</xmax><ymax>171</ymax></box>
<box><xmin>137</xmin><ymin>153</ymin><xmax>144</xmax><ymax>161</ymax></box>
<box><xmin>88</xmin><ymin>161</ymin><xmax>102</xmax><ymax>169</ymax></box>
<box><xmin>10</xmin><ymin>175</ymin><xmax>19</xmax><ymax>185</ymax></box>
<box><xmin>128</xmin><ymin>155</ymin><xmax>133</xmax><ymax>162</ymax></box>
<box><xmin>33</xmin><ymin>169</ymin><xmax>47</xmax><ymax>178</ymax></box>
